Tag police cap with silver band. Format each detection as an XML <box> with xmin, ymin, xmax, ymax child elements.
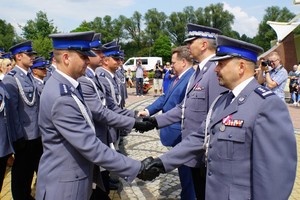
<box><xmin>31</xmin><ymin>56</ymin><xmax>48</xmax><ymax>69</ymax></box>
<box><xmin>49</xmin><ymin>31</ymin><xmax>96</xmax><ymax>57</ymax></box>
<box><xmin>184</xmin><ymin>23</ymin><xmax>222</xmax><ymax>43</ymax></box>
<box><xmin>90</xmin><ymin>33</ymin><xmax>104</xmax><ymax>51</ymax></box>
<box><xmin>9</xmin><ymin>41</ymin><xmax>37</xmax><ymax>55</ymax></box>
<box><xmin>210</xmin><ymin>35</ymin><xmax>264</xmax><ymax>63</ymax></box>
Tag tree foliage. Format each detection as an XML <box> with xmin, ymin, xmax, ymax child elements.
<box><xmin>253</xmin><ymin>6</ymin><xmax>296</xmax><ymax>51</ymax></box>
<box><xmin>0</xmin><ymin>19</ymin><xmax>16</xmax><ymax>51</ymax></box>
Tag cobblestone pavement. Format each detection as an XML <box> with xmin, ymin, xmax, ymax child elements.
<box><xmin>1</xmin><ymin>88</ymin><xmax>300</xmax><ymax>199</ymax></box>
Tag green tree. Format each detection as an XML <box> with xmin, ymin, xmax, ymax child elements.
<box><xmin>144</xmin><ymin>8</ymin><xmax>168</xmax><ymax>42</ymax></box>
<box><xmin>0</xmin><ymin>19</ymin><xmax>16</xmax><ymax>51</ymax></box>
<box><xmin>253</xmin><ymin>6</ymin><xmax>296</xmax><ymax>51</ymax></box>
<box><xmin>21</xmin><ymin>11</ymin><xmax>57</xmax><ymax>58</ymax></box>
<box><xmin>22</xmin><ymin>11</ymin><xmax>57</xmax><ymax>39</ymax></box>
<box><xmin>152</xmin><ymin>34</ymin><xmax>172</xmax><ymax>62</ymax></box>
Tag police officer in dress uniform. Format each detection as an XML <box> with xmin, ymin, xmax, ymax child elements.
<box><xmin>138</xmin><ymin>46</ymin><xmax>196</xmax><ymax>200</ymax></box>
<box><xmin>95</xmin><ymin>42</ymin><xmax>136</xmax><ymax>151</ymax></box>
<box><xmin>77</xmin><ymin>33</ymin><xmax>140</xmax><ymax>199</ymax></box>
<box><xmin>135</xmin><ymin>23</ymin><xmax>227</xmax><ymax>200</ymax></box>
<box><xmin>0</xmin><ymin>81</ymin><xmax>14</xmax><ymax>193</ymax></box>
<box><xmin>143</xmin><ymin>35</ymin><xmax>297</xmax><ymax>200</ymax></box>
<box><xmin>3</xmin><ymin>41</ymin><xmax>42</xmax><ymax>200</ymax></box>
<box><xmin>35</xmin><ymin>31</ymin><xmax>155</xmax><ymax>200</ymax></box>
<box><xmin>31</xmin><ymin>56</ymin><xmax>48</xmax><ymax>95</ymax></box>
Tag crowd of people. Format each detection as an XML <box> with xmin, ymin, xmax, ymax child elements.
<box><xmin>0</xmin><ymin>22</ymin><xmax>298</xmax><ymax>200</ymax></box>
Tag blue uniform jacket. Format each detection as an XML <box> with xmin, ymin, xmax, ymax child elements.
<box><xmin>160</xmin><ymin>79</ymin><xmax>297</xmax><ymax>200</ymax></box>
<box><xmin>0</xmin><ymin>81</ymin><xmax>14</xmax><ymax>157</ymax></box>
<box><xmin>146</xmin><ymin>67</ymin><xmax>194</xmax><ymax>146</ymax></box>
<box><xmin>36</xmin><ymin>71</ymin><xmax>140</xmax><ymax>200</ymax></box>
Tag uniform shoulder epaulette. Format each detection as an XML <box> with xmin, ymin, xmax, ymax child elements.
<box><xmin>99</xmin><ymin>72</ymin><xmax>105</xmax><ymax>77</ymax></box>
<box><xmin>7</xmin><ymin>70</ymin><xmax>16</xmax><ymax>76</ymax></box>
<box><xmin>59</xmin><ymin>83</ymin><xmax>71</xmax><ymax>96</ymax></box>
<box><xmin>254</xmin><ymin>86</ymin><xmax>274</xmax><ymax>99</ymax></box>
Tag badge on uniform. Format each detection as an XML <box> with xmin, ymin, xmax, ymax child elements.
<box><xmin>222</xmin><ymin>115</ymin><xmax>244</xmax><ymax>127</ymax></box>
<box><xmin>193</xmin><ymin>83</ymin><xmax>204</xmax><ymax>91</ymax></box>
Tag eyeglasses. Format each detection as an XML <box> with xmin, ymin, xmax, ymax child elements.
<box><xmin>269</xmin><ymin>59</ymin><xmax>278</xmax><ymax>64</ymax></box>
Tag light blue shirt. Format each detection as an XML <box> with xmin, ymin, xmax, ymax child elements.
<box><xmin>266</xmin><ymin>65</ymin><xmax>288</xmax><ymax>101</ymax></box>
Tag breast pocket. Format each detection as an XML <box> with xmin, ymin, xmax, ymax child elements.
<box><xmin>23</xmin><ymin>86</ymin><xmax>34</xmax><ymax>99</ymax></box>
<box><xmin>215</xmin><ymin>127</ymin><xmax>247</xmax><ymax>160</ymax></box>
<box><xmin>188</xmin><ymin>90</ymin><xmax>206</xmax><ymax>112</ymax></box>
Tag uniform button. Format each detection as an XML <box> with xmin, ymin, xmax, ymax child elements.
<box><xmin>76</xmin><ymin>176</ymin><xmax>78</xmax><ymax>178</ymax></box>
<box><xmin>208</xmin><ymin>158</ymin><xmax>211</xmax><ymax>162</ymax></box>
<box><xmin>228</xmin><ymin>134</ymin><xmax>232</xmax><ymax>138</ymax></box>
<box><xmin>212</xmin><ymin>132</ymin><xmax>215</xmax><ymax>135</ymax></box>
<box><xmin>209</xmin><ymin>145</ymin><xmax>212</xmax><ymax>148</ymax></box>
<box><xmin>208</xmin><ymin>171</ymin><xmax>212</xmax><ymax>176</ymax></box>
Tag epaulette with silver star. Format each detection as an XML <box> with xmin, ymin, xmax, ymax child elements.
<box><xmin>254</xmin><ymin>86</ymin><xmax>274</xmax><ymax>99</ymax></box>
<box><xmin>99</xmin><ymin>72</ymin><xmax>105</xmax><ymax>77</ymax></box>
<box><xmin>7</xmin><ymin>70</ymin><xmax>16</xmax><ymax>76</ymax></box>
<box><xmin>60</xmin><ymin>84</ymin><xmax>71</xmax><ymax>96</ymax></box>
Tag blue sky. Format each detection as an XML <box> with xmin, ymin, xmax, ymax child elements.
<box><xmin>1</xmin><ymin>0</ymin><xmax>299</xmax><ymax>37</ymax></box>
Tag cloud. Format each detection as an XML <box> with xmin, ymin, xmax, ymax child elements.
<box><xmin>223</xmin><ymin>2</ymin><xmax>259</xmax><ymax>38</ymax></box>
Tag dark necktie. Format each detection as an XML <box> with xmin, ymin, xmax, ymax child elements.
<box><xmin>224</xmin><ymin>92</ymin><xmax>234</xmax><ymax>108</ymax></box>
<box><xmin>172</xmin><ymin>77</ymin><xmax>179</xmax><ymax>88</ymax></box>
<box><xmin>27</xmin><ymin>72</ymin><xmax>33</xmax><ymax>83</ymax></box>
<box><xmin>194</xmin><ymin>67</ymin><xmax>200</xmax><ymax>80</ymax></box>
<box><xmin>77</xmin><ymin>83</ymin><xmax>84</xmax><ymax>100</ymax></box>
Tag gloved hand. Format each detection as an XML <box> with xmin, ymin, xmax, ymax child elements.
<box><xmin>133</xmin><ymin>119</ymin><xmax>157</xmax><ymax>133</ymax></box>
<box><xmin>142</xmin><ymin>117</ymin><xmax>158</xmax><ymax>128</ymax></box>
<box><xmin>145</xmin><ymin>157</ymin><xmax>166</xmax><ymax>174</ymax></box>
<box><xmin>137</xmin><ymin>157</ymin><xmax>161</xmax><ymax>181</ymax></box>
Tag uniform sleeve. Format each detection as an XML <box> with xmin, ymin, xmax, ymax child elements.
<box><xmin>252</xmin><ymin>96</ymin><xmax>297</xmax><ymax>199</ymax></box>
<box><xmin>159</xmin><ymin>129</ymin><xmax>205</xmax><ymax>172</ymax></box>
<box><xmin>2</xmin><ymin>76</ymin><xmax>24</xmax><ymax>141</ymax></box>
<box><xmin>51</xmin><ymin>96</ymin><xmax>141</xmax><ymax>182</ymax></box>
<box><xmin>155</xmin><ymin>103</ymin><xmax>183</xmax><ymax>128</ymax></box>
<box><xmin>146</xmin><ymin>95</ymin><xmax>166</xmax><ymax>115</ymax></box>
<box><xmin>80</xmin><ymin>78</ymin><xmax>135</xmax><ymax>130</ymax></box>
<box><xmin>99</xmin><ymin>76</ymin><xmax>134</xmax><ymax>117</ymax></box>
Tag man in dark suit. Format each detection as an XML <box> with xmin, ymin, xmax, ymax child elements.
<box><xmin>36</xmin><ymin>31</ymin><xmax>155</xmax><ymax>200</ymax></box>
<box><xmin>143</xmin><ymin>35</ymin><xmax>297</xmax><ymax>200</ymax></box>
<box><xmin>138</xmin><ymin>46</ymin><xmax>195</xmax><ymax>199</ymax></box>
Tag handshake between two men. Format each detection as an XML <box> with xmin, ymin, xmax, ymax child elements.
<box><xmin>137</xmin><ymin>157</ymin><xmax>166</xmax><ymax>181</ymax></box>
<box><xmin>133</xmin><ymin>116</ymin><xmax>158</xmax><ymax>133</ymax></box>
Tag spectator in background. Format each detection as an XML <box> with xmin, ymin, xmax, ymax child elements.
<box><xmin>163</xmin><ymin>62</ymin><xmax>174</xmax><ymax>94</ymax></box>
<box><xmin>126</xmin><ymin>68</ymin><xmax>134</xmax><ymax>88</ymax></box>
<box><xmin>288</xmin><ymin>64</ymin><xmax>300</xmax><ymax>105</ymax></box>
<box><xmin>0</xmin><ymin>58</ymin><xmax>13</xmax><ymax>80</ymax></box>
<box><xmin>257</xmin><ymin>51</ymin><xmax>288</xmax><ymax>101</ymax></box>
<box><xmin>134</xmin><ymin>59</ymin><xmax>145</xmax><ymax>97</ymax></box>
<box><xmin>153</xmin><ymin>60</ymin><xmax>164</xmax><ymax>97</ymax></box>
